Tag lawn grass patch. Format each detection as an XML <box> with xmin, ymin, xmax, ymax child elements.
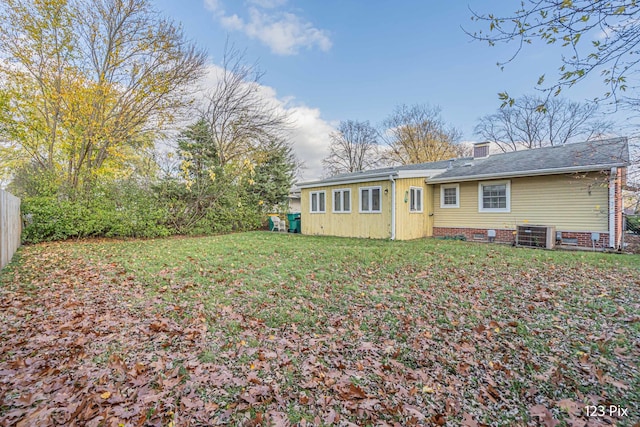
<box><xmin>1</xmin><ymin>232</ymin><xmax>638</xmax><ymax>426</ymax></box>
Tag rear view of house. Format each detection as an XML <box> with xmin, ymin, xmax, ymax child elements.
<box><xmin>299</xmin><ymin>138</ymin><xmax>629</xmax><ymax>249</ymax></box>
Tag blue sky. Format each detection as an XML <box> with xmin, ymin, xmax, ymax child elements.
<box><xmin>152</xmin><ymin>0</ymin><xmax>620</xmax><ymax>179</ymax></box>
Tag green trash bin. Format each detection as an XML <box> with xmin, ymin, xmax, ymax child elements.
<box><xmin>287</xmin><ymin>213</ymin><xmax>301</xmax><ymax>233</ymax></box>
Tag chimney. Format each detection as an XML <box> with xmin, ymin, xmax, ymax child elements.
<box><xmin>473</xmin><ymin>142</ymin><xmax>490</xmax><ymax>159</ymax></box>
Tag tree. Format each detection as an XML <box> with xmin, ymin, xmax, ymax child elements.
<box><xmin>475</xmin><ymin>95</ymin><xmax>612</xmax><ymax>152</ymax></box>
<box><xmin>0</xmin><ymin>0</ymin><xmax>206</xmax><ymax>194</ymax></box>
<box><xmin>163</xmin><ymin>118</ymin><xmax>253</xmax><ymax>233</ymax></box>
<box><xmin>251</xmin><ymin>141</ymin><xmax>297</xmax><ymax>210</ymax></box>
<box><xmin>200</xmin><ymin>45</ymin><xmax>290</xmax><ymax>166</ymax></box>
<box><xmin>177</xmin><ymin>118</ymin><xmax>219</xmax><ymax>184</ymax></box>
<box><xmin>322</xmin><ymin>120</ymin><xmax>380</xmax><ymax>176</ymax></box>
<box><xmin>468</xmin><ymin>1</ymin><xmax>640</xmax><ymax>105</ymax></box>
<box><xmin>382</xmin><ymin>104</ymin><xmax>463</xmax><ymax>165</ymax></box>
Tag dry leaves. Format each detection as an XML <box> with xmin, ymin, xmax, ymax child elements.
<box><xmin>0</xmin><ymin>239</ymin><xmax>638</xmax><ymax>426</ymax></box>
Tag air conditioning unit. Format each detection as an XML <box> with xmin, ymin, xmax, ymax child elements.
<box><xmin>516</xmin><ymin>225</ymin><xmax>556</xmax><ymax>249</ymax></box>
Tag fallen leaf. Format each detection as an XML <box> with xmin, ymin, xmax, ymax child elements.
<box><xmin>530</xmin><ymin>404</ymin><xmax>559</xmax><ymax>427</ymax></box>
<box><xmin>461</xmin><ymin>413</ymin><xmax>478</xmax><ymax>427</ymax></box>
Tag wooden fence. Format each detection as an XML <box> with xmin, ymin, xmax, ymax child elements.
<box><xmin>0</xmin><ymin>189</ymin><xmax>21</xmax><ymax>269</ymax></box>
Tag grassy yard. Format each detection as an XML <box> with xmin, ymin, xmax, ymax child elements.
<box><xmin>0</xmin><ymin>232</ymin><xmax>638</xmax><ymax>426</ymax></box>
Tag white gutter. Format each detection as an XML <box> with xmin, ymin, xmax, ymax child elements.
<box><xmin>297</xmin><ymin>172</ymin><xmax>398</xmax><ymax>189</ymax></box>
<box><xmin>427</xmin><ymin>163</ymin><xmax>628</xmax><ymax>184</ymax></box>
<box><xmin>389</xmin><ymin>174</ymin><xmax>396</xmax><ymax>240</ymax></box>
<box><xmin>609</xmin><ymin>167</ymin><xmax>617</xmax><ymax>248</ymax></box>
<box><xmin>397</xmin><ymin>169</ymin><xmax>448</xmax><ymax>179</ymax></box>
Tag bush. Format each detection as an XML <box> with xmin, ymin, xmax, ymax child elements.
<box><xmin>21</xmin><ymin>182</ymin><xmax>171</xmax><ymax>243</ymax></box>
<box><xmin>20</xmin><ymin>174</ymin><xmax>268</xmax><ymax>243</ymax></box>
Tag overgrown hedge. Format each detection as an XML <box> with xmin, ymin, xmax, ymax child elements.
<box><xmin>20</xmin><ymin>180</ymin><xmax>267</xmax><ymax>244</ymax></box>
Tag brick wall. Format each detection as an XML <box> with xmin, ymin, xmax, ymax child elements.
<box><xmin>558</xmin><ymin>231</ymin><xmax>609</xmax><ymax>248</ymax></box>
<box><xmin>433</xmin><ymin>227</ymin><xmax>515</xmax><ymax>243</ymax></box>
<box><xmin>433</xmin><ymin>227</ymin><xmax>610</xmax><ymax>249</ymax></box>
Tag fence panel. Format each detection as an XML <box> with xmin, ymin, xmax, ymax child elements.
<box><xmin>626</xmin><ymin>214</ymin><xmax>640</xmax><ymax>235</ymax></box>
<box><xmin>0</xmin><ymin>190</ymin><xmax>21</xmax><ymax>269</ymax></box>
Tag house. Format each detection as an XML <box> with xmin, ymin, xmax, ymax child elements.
<box><xmin>298</xmin><ymin>138</ymin><xmax>629</xmax><ymax>249</ymax></box>
<box><xmin>288</xmin><ymin>187</ymin><xmax>301</xmax><ymax>213</ymax></box>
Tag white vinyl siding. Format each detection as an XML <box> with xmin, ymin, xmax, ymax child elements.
<box><xmin>433</xmin><ymin>174</ymin><xmax>608</xmax><ymax>232</ymax></box>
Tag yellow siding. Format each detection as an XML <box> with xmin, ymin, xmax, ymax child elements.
<box><xmin>301</xmin><ymin>180</ymin><xmax>392</xmax><ymax>239</ymax></box>
<box><xmin>394</xmin><ymin>178</ymin><xmax>432</xmax><ymax>240</ymax></box>
<box><xmin>432</xmin><ymin>173</ymin><xmax>609</xmax><ymax>232</ymax></box>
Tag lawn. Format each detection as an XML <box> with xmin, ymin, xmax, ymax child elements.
<box><xmin>0</xmin><ymin>232</ymin><xmax>638</xmax><ymax>426</ymax></box>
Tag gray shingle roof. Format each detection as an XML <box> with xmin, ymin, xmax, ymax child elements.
<box><xmin>429</xmin><ymin>137</ymin><xmax>629</xmax><ymax>183</ymax></box>
<box><xmin>316</xmin><ymin>159</ymin><xmax>452</xmax><ymax>184</ymax></box>
<box><xmin>299</xmin><ymin>138</ymin><xmax>629</xmax><ymax>187</ymax></box>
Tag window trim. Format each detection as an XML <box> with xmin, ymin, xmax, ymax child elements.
<box><xmin>309</xmin><ymin>190</ymin><xmax>326</xmax><ymax>213</ymax></box>
<box><xmin>440</xmin><ymin>183</ymin><xmax>460</xmax><ymax>209</ymax></box>
<box><xmin>332</xmin><ymin>188</ymin><xmax>351</xmax><ymax>213</ymax></box>
<box><xmin>478</xmin><ymin>180</ymin><xmax>511</xmax><ymax>213</ymax></box>
<box><xmin>409</xmin><ymin>186</ymin><xmax>423</xmax><ymax>213</ymax></box>
<box><xmin>359</xmin><ymin>186</ymin><xmax>382</xmax><ymax>213</ymax></box>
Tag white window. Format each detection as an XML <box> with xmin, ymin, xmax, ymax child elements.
<box><xmin>359</xmin><ymin>186</ymin><xmax>381</xmax><ymax>213</ymax></box>
<box><xmin>409</xmin><ymin>187</ymin><xmax>423</xmax><ymax>212</ymax></box>
<box><xmin>478</xmin><ymin>180</ymin><xmax>510</xmax><ymax>212</ymax></box>
<box><xmin>310</xmin><ymin>191</ymin><xmax>325</xmax><ymax>213</ymax></box>
<box><xmin>333</xmin><ymin>189</ymin><xmax>351</xmax><ymax>213</ymax></box>
<box><xmin>440</xmin><ymin>184</ymin><xmax>459</xmax><ymax>208</ymax></box>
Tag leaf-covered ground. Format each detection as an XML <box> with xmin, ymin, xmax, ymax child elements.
<box><xmin>0</xmin><ymin>232</ymin><xmax>638</xmax><ymax>426</ymax></box>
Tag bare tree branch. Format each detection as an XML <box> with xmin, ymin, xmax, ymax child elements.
<box><xmin>466</xmin><ymin>1</ymin><xmax>640</xmax><ymax>106</ymax></box>
<box><xmin>200</xmin><ymin>43</ymin><xmax>290</xmax><ymax>166</ymax></box>
<box><xmin>322</xmin><ymin>120</ymin><xmax>380</xmax><ymax>176</ymax></box>
<box><xmin>475</xmin><ymin>95</ymin><xmax>613</xmax><ymax>152</ymax></box>
<box><xmin>381</xmin><ymin>104</ymin><xmax>463</xmax><ymax>165</ymax></box>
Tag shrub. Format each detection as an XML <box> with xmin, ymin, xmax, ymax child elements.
<box><xmin>21</xmin><ymin>181</ymin><xmax>171</xmax><ymax>243</ymax></box>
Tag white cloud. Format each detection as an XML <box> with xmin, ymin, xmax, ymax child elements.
<box><xmin>203</xmin><ymin>0</ymin><xmax>223</xmax><ymax>13</ymax></box>
<box><xmin>193</xmin><ymin>64</ymin><xmax>332</xmax><ymax>181</ymax></box>
<box><xmin>247</xmin><ymin>0</ymin><xmax>288</xmax><ymax>8</ymax></box>
<box><xmin>204</xmin><ymin>1</ymin><xmax>331</xmax><ymax>55</ymax></box>
<box><xmin>287</xmin><ymin>105</ymin><xmax>334</xmax><ymax>180</ymax></box>
<box><xmin>220</xmin><ymin>14</ymin><xmax>244</xmax><ymax>31</ymax></box>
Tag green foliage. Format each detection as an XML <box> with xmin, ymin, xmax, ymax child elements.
<box><xmin>469</xmin><ymin>0</ymin><xmax>640</xmax><ymax>103</ymax></box>
<box><xmin>21</xmin><ymin>181</ymin><xmax>170</xmax><ymax>243</ymax></box>
<box><xmin>0</xmin><ymin>0</ymin><xmax>206</xmax><ymax>192</ymax></box>
<box><xmin>177</xmin><ymin>118</ymin><xmax>219</xmax><ymax>183</ymax></box>
<box><xmin>17</xmin><ymin>111</ymin><xmax>295</xmax><ymax>243</ymax></box>
<box><xmin>2</xmin><ymin>233</ymin><xmax>637</xmax><ymax>425</ymax></box>
<box><xmin>148</xmin><ymin>118</ymin><xmax>281</xmax><ymax>236</ymax></box>
<box><xmin>251</xmin><ymin>143</ymin><xmax>296</xmax><ymax>211</ymax></box>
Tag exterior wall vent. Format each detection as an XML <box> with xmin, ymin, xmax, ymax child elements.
<box><xmin>516</xmin><ymin>225</ymin><xmax>556</xmax><ymax>249</ymax></box>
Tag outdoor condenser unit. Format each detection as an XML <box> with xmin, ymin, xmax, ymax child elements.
<box><xmin>516</xmin><ymin>225</ymin><xmax>556</xmax><ymax>249</ymax></box>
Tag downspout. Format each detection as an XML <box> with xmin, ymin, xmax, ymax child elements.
<box><xmin>609</xmin><ymin>167</ymin><xmax>617</xmax><ymax>248</ymax></box>
<box><xmin>389</xmin><ymin>174</ymin><xmax>396</xmax><ymax>240</ymax></box>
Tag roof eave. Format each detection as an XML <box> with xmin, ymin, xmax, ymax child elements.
<box><xmin>297</xmin><ymin>168</ymin><xmax>451</xmax><ymax>189</ymax></box>
<box><xmin>427</xmin><ymin>163</ymin><xmax>628</xmax><ymax>184</ymax></box>
<box><xmin>297</xmin><ymin>171</ymin><xmax>399</xmax><ymax>189</ymax></box>
<box><xmin>397</xmin><ymin>169</ymin><xmax>448</xmax><ymax>179</ymax></box>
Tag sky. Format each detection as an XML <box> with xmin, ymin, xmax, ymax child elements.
<box><xmin>151</xmin><ymin>0</ymin><xmax>625</xmax><ymax>180</ymax></box>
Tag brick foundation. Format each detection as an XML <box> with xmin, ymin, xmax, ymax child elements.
<box><xmin>433</xmin><ymin>227</ymin><xmax>610</xmax><ymax>249</ymax></box>
<box><xmin>557</xmin><ymin>231</ymin><xmax>609</xmax><ymax>248</ymax></box>
<box><xmin>433</xmin><ymin>227</ymin><xmax>516</xmax><ymax>244</ymax></box>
